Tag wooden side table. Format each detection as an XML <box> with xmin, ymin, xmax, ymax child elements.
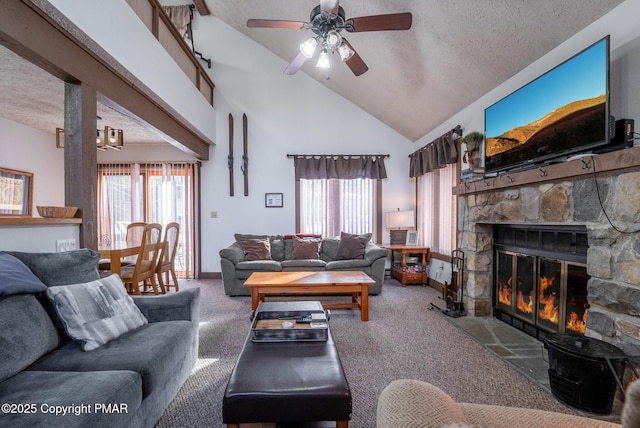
<box><xmin>382</xmin><ymin>245</ymin><xmax>431</xmax><ymax>287</ymax></box>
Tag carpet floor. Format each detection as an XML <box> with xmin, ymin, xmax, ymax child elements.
<box><xmin>155</xmin><ymin>278</ymin><xmax>578</xmax><ymax>427</ymax></box>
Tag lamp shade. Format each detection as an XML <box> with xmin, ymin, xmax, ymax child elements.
<box><xmin>385</xmin><ymin>210</ymin><xmax>415</xmax><ymax>229</ymax></box>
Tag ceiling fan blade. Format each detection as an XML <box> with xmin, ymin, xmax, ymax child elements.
<box><xmin>247</xmin><ymin>19</ymin><xmax>305</xmax><ymax>29</ymax></box>
<box><xmin>320</xmin><ymin>0</ymin><xmax>340</xmax><ymax>15</ymax></box>
<box><xmin>284</xmin><ymin>52</ymin><xmax>308</xmax><ymax>75</ymax></box>
<box><xmin>342</xmin><ymin>39</ymin><xmax>368</xmax><ymax>76</ymax></box>
<box><xmin>345</xmin><ymin>12</ymin><xmax>412</xmax><ymax>32</ymax></box>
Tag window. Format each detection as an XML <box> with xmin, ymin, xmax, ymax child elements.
<box><xmin>417</xmin><ymin>162</ymin><xmax>457</xmax><ymax>256</ymax></box>
<box><xmin>298</xmin><ymin>178</ymin><xmax>378</xmax><ymax>240</ymax></box>
<box><xmin>97</xmin><ymin>162</ymin><xmax>198</xmax><ymax>278</ymax></box>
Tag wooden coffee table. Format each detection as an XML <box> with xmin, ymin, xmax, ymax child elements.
<box><xmin>244</xmin><ymin>271</ymin><xmax>376</xmax><ymax>321</ymax></box>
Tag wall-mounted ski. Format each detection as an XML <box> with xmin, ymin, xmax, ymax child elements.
<box><xmin>228</xmin><ymin>113</ymin><xmax>234</xmax><ymax>197</ymax></box>
<box><xmin>242</xmin><ymin>113</ymin><xmax>249</xmax><ymax>196</ymax></box>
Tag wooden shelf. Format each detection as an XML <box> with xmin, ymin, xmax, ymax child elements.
<box><xmin>0</xmin><ymin>217</ymin><xmax>82</xmax><ymax>225</ymax></box>
<box><xmin>454</xmin><ymin>146</ymin><xmax>640</xmax><ymax>195</ymax></box>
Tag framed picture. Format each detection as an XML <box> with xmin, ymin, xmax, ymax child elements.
<box><xmin>0</xmin><ymin>167</ymin><xmax>33</xmax><ymax>217</ymax></box>
<box><xmin>405</xmin><ymin>231</ymin><xmax>418</xmax><ymax>246</ymax></box>
<box><xmin>265</xmin><ymin>193</ymin><xmax>283</xmax><ymax>208</ymax></box>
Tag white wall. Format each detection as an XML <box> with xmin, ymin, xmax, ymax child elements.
<box><xmin>0</xmin><ymin>117</ymin><xmax>79</xmax><ymax>252</ymax></box>
<box><xmin>0</xmin><ymin>117</ymin><xmax>65</xmax><ymax>209</ymax></box>
<box><xmin>196</xmin><ymin>17</ymin><xmax>413</xmax><ymax>273</ymax></box>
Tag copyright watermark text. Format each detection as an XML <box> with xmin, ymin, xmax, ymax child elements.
<box><xmin>2</xmin><ymin>402</ymin><xmax>128</xmax><ymax>416</ymax></box>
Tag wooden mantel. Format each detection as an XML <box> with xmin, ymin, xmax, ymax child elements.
<box><xmin>454</xmin><ymin>146</ymin><xmax>640</xmax><ymax>195</ymax></box>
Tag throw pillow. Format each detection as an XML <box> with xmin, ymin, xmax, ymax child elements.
<box><xmin>240</xmin><ymin>238</ymin><xmax>272</xmax><ymax>261</ymax></box>
<box><xmin>7</xmin><ymin>249</ymin><xmax>101</xmax><ymax>286</ymax></box>
<box><xmin>46</xmin><ymin>274</ymin><xmax>148</xmax><ymax>351</ymax></box>
<box><xmin>0</xmin><ymin>252</ymin><xmax>47</xmax><ymax>296</ymax></box>
<box><xmin>292</xmin><ymin>236</ymin><xmax>322</xmax><ymax>259</ymax></box>
<box><xmin>336</xmin><ymin>232</ymin><xmax>371</xmax><ymax>260</ymax></box>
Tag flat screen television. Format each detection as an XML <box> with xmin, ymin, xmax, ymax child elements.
<box><xmin>484</xmin><ymin>36</ymin><xmax>610</xmax><ymax>174</ymax></box>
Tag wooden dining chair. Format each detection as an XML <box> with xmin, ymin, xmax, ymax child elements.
<box><xmin>120</xmin><ymin>223</ymin><xmax>163</xmax><ymax>295</ymax></box>
<box><xmin>98</xmin><ymin>222</ymin><xmax>148</xmax><ymax>272</ymax></box>
<box><xmin>156</xmin><ymin>222</ymin><xmax>180</xmax><ymax>292</ymax></box>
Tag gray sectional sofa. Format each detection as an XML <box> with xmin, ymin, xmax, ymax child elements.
<box><xmin>219</xmin><ymin>234</ymin><xmax>389</xmax><ymax>296</ymax></box>
<box><xmin>0</xmin><ymin>249</ymin><xmax>200</xmax><ymax>428</ymax></box>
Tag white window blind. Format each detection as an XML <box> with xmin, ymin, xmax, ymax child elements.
<box><xmin>300</xmin><ymin>178</ymin><xmax>377</xmax><ymax>239</ymax></box>
<box><xmin>417</xmin><ymin>163</ymin><xmax>457</xmax><ymax>255</ymax></box>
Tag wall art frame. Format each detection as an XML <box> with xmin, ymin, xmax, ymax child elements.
<box><xmin>265</xmin><ymin>193</ymin><xmax>283</xmax><ymax>208</ymax></box>
<box><xmin>405</xmin><ymin>231</ymin><xmax>418</xmax><ymax>246</ymax></box>
<box><xmin>0</xmin><ymin>166</ymin><xmax>33</xmax><ymax>217</ymax></box>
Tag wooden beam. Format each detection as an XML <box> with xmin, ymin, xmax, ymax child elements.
<box><xmin>64</xmin><ymin>82</ymin><xmax>98</xmax><ymax>250</ymax></box>
<box><xmin>0</xmin><ymin>0</ymin><xmax>211</xmax><ymax>160</ymax></box>
<box><xmin>193</xmin><ymin>0</ymin><xmax>211</xmax><ymax>16</ymax></box>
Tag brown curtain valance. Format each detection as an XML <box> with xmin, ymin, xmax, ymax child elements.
<box><xmin>409</xmin><ymin>125</ymin><xmax>461</xmax><ymax>177</ymax></box>
<box><xmin>161</xmin><ymin>5</ymin><xmax>192</xmax><ymax>37</ymax></box>
<box><xmin>290</xmin><ymin>155</ymin><xmax>388</xmax><ymax>180</ymax></box>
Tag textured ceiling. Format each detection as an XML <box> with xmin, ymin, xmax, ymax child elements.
<box><xmin>0</xmin><ymin>44</ymin><xmax>167</xmax><ymax>145</ymax></box>
<box><xmin>209</xmin><ymin>0</ymin><xmax>624</xmax><ymax>141</ymax></box>
<box><xmin>0</xmin><ymin>0</ymin><xmax>624</xmax><ymax>146</ymax></box>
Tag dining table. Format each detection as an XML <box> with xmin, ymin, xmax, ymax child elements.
<box><xmin>98</xmin><ymin>240</ymin><xmax>142</xmax><ymax>276</ymax></box>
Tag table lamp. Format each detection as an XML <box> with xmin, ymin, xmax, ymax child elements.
<box><xmin>385</xmin><ymin>209</ymin><xmax>415</xmax><ymax>245</ymax></box>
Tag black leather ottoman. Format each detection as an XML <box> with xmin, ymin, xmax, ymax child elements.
<box><xmin>222</xmin><ymin>306</ymin><xmax>352</xmax><ymax>427</ymax></box>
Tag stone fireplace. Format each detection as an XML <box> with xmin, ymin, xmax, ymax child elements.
<box><xmin>456</xmin><ymin>152</ymin><xmax>640</xmax><ymax>355</ymax></box>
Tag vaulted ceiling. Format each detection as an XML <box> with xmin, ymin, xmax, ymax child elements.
<box><xmin>208</xmin><ymin>0</ymin><xmax>624</xmax><ymax>141</ymax></box>
<box><xmin>0</xmin><ymin>0</ymin><xmax>625</xmax><ymax>146</ymax></box>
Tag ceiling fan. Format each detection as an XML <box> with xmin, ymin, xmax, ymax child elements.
<box><xmin>247</xmin><ymin>0</ymin><xmax>412</xmax><ymax>76</ymax></box>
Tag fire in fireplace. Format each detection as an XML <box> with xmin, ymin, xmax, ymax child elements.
<box><xmin>493</xmin><ymin>225</ymin><xmax>589</xmax><ymax>339</ymax></box>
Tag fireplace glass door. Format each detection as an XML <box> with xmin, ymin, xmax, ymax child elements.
<box><xmin>515</xmin><ymin>254</ymin><xmax>536</xmax><ymax>322</ymax></box>
<box><xmin>537</xmin><ymin>258</ymin><xmax>562</xmax><ymax>331</ymax></box>
<box><xmin>565</xmin><ymin>263</ymin><xmax>590</xmax><ymax>334</ymax></box>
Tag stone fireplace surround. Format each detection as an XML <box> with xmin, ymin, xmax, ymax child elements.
<box><xmin>456</xmin><ymin>148</ymin><xmax>640</xmax><ymax>355</ymax></box>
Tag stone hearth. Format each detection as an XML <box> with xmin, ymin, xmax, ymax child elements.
<box><xmin>458</xmin><ymin>169</ymin><xmax>640</xmax><ymax>354</ymax></box>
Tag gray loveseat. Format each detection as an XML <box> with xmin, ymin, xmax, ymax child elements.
<box><xmin>0</xmin><ymin>249</ymin><xmax>200</xmax><ymax>428</ymax></box>
<box><xmin>219</xmin><ymin>234</ymin><xmax>389</xmax><ymax>296</ymax></box>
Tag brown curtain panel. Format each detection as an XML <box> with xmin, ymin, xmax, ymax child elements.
<box><xmin>294</xmin><ymin>155</ymin><xmax>387</xmax><ymax>180</ymax></box>
<box><xmin>409</xmin><ymin>126</ymin><xmax>461</xmax><ymax>177</ymax></box>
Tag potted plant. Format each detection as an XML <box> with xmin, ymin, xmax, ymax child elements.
<box><xmin>461</xmin><ymin>131</ymin><xmax>484</xmax><ymax>167</ymax></box>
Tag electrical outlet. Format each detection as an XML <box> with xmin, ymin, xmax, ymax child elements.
<box><xmin>211</xmin><ymin>211</ymin><xmax>218</xmax><ymax>218</ymax></box>
<box><xmin>56</xmin><ymin>239</ymin><xmax>77</xmax><ymax>252</ymax></box>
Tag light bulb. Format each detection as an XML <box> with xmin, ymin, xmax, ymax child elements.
<box><xmin>325</xmin><ymin>30</ymin><xmax>342</xmax><ymax>50</ymax></box>
<box><xmin>338</xmin><ymin>42</ymin><xmax>354</xmax><ymax>61</ymax></box>
<box><xmin>300</xmin><ymin>38</ymin><xmax>317</xmax><ymax>59</ymax></box>
<box><xmin>316</xmin><ymin>49</ymin><xmax>331</xmax><ymax>69</ymax></box>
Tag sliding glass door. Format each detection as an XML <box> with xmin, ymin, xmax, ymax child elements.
<box><xmin>98</xmin><ymin>162</ymin><xmax>198</xmax><ymax>278</ymax></box>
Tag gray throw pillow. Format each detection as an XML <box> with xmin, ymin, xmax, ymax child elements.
<box><xmin>46</xmin><ymin>274</ymin><xmax>148</xmax><ymax>351</ymax></box>
<box><xmin>0</xmin><ymin>252</ymin><xmax>47</xmax><ymax>296</ymax></box>
<box><xmin>6</xmin><ymin>249</ymin><xmax>100</xmax><ymax>286</ymax></box>
<box><xmin>336</xmin><ymin>232</ymin><xmax>371</xmax><ymax>260</ymax></box>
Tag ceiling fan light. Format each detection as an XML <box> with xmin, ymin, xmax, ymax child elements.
<box><xmin>316</xmin><ymin>49</ymin><xmax>331</xmax><ymax>69</ymax></box>
<box><xmin>300</xmin><ymin>37</ymin><xmax>317</xmax><ymax>58</ymax></box>
<box><xmin>325</xmin><ymin>30</ymin><xmax>342</xmax><ymax>50</ymax></box>
<box><xmin>338</xmin><ymin>42</ymin><xmax>354</xmax><ymax>61</ymax></box>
